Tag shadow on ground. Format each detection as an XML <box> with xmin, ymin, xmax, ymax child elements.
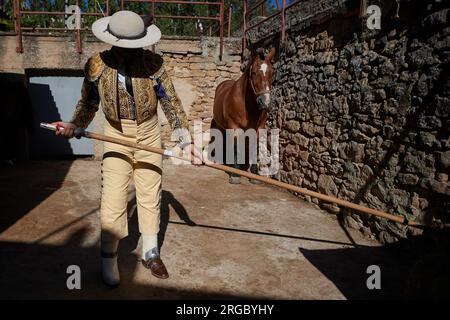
<box><xmin>0</xmin><ymin>197</ymin><xmax>253</xmax><ymax>300</ymax></box>
<box><xmin>1</xmin><ymin>161</ymin><xmax>449</xmax><ymax>299</ymax></box>
<box><xmin>300</xmin><ymin>229</ymin><xmax>450</xmax><ymax>299</ymax></box>
<box><xmin>0</xmin><ymin>161</ymin><xmax>73</xmax><ymax>234</ymax></box>
<box><xmin>0</xmin><ymin>229</ymin><xmax>256</xmax><ymax>300</ymax></box>
<box><xmin>1</xmin><ymin>204</ymin><xmax>449</xmax><ymax>299</ymax></box>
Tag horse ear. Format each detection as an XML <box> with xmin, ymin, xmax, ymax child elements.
<box><xmin>266</xmin><ymin>47</ymin><xmax>276</xmax><ymax>63</ymax></box>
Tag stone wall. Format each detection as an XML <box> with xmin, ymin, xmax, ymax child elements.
<box><xmin>158</xmin><ymin>37</ymin><xmax>242</xmax><ymax>145</ymax></box>
<box><xmin>253</xmin><ymin>0</ymin><xmax>449</xmax><ymax>243</ymax></box>
<box><xmin>0</xmin><ymin>33</ymin><xmax>242</xmax><ymax>158</ymax></box>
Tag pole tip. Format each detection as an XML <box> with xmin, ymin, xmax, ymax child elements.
<box><xmin>40</xmin><ymin>123</ymin><xmax>57</xmax><ymax>131</ymax></box>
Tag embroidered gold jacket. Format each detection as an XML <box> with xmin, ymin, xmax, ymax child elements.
<box><xmin>70</xmin><ymin>49</ymin><xmax>189</xmax><ymax>135</ymax></box>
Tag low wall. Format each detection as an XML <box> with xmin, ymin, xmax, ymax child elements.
<box><xmin>0</xmin><ymin>33</ymin><xmax>242</xmax><ymax>158</ymax></box>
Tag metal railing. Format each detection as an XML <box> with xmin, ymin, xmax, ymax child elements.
<box><xmin>120</xmin><ymin>0</ymin><xmax>225</xmax><ymax>58</ymax></box>
<box><xmin>11</xmin><ymin>0</ymin><xmax>365</xmax><ymax>58</ymax></box>
<box><xmin>211</xmin><ymin>2</ymin><xmax>235</xmax><ymax>39</ymax></box>
<box><xmin>241</xmin><ymin>0</ymin><xmax>364</xmax><ymax>52</ymax></box>
<box><xmin>13</xmin><ymin>0</ymin><xmax>108</xmax><ymax>54</ymax></box>
<box><xmin>242</xmin><ymin>0</ymin><xmax>293</xmax><ymax>51</ymax></box>
<box><xmin>12</xmin><ymin>0</ymin><xmax>226</xmax><ymax>59</ymax></box>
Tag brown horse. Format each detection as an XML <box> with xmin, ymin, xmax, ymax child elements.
<box><xmin>212</xmin><ymin>47</ymin><xmax>276</xmax><ymax>184</ymax></box>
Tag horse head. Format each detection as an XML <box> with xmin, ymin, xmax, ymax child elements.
<box><xmin>248</xmin><ymin>47</ymin><xmax>276</xmax><ymax>111</ymax></box>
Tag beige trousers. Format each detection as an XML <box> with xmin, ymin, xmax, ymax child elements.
<box><xmin>100</xmin><ymin>116</ymin><xmax>163</xmax><ymax>241</ymax></box>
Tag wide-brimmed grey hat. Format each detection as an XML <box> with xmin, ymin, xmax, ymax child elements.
<box><xmin>92</xmin><ymin>10</ymin><xmax>161</xmax><ymax>48</ymax></box>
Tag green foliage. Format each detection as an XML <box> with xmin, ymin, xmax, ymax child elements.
<box><xmin>0</xmin><ymin>0</ymin><xmax>278</xmax><ymax>36</ymax></box>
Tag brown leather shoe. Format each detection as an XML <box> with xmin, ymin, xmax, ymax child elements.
<box><xmin>142</xmin><ymin>257</ymin><xmax>169</xmax><ymax>279</ymax></box>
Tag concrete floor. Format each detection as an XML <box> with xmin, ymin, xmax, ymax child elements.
<box><xmin>0</xmin><ymin>159</ymin><xmax>412</xmax><ymax>299</ymax></box>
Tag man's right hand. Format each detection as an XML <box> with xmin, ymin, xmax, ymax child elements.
<box><xmin>52</xmin><ymin>122</ymin><xmax>76</xmax><ymax>139</ymax></box>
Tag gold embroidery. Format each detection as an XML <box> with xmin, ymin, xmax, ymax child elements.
<box><xmin>159</xmin><ymin>68</ymin><xmax>189</xmax><ymax>130</ymax></box>
<box><xmin>117</xmin><ymin>83</ymin><xmax>136</xmax><ymax>119</ymax></box>
<box><xmin>85</xmin><ymin>53</ymin><xmax>105</xmax><ymax>81</ymax></box>
<box><xmin>70</xmin><ymin>49</ymin><xmax>189</xmax><ymax>136</ymax></box>
<box><xmin>98</xmin><ymin>66</ymin><xmax>118</xmax><ymax>122</ymax></box>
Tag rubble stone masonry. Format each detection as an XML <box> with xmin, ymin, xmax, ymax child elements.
<box><xmin>251</xmin><ymin>0</ymin><xmax>449</xmax><ymax>242</ymax></box>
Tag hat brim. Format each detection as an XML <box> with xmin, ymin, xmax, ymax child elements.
<box><xmin>92</xmin><ymin>16</ymin><xmax>161</xmax><ymax>48</ymax></box>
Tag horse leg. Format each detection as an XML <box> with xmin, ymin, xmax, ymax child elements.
<box><xmin>241</xmin><ymin>135</ymin><xmax>250</xmax><ymax>172</ymax></box>
<box><xmin>228</xmin><ymin>137</ymin><xmax>241</xmax><ymax>184</ymax></box>
<box><xmin>210</xmin><ymin>118</ymin><xmax>217</xmax><ymax>130</ymax></box>
<box><xmin>249</xmin><ymin>138</ymin><xmax>262</xmax><ymax>184</ymax></box>
<box><xmin>249</xmin><ymin>112</ymin><xmax>269</xmax><ymax>183</ymax></box>
<box><xmin>208</xmin><ymin>119</ymin><xmax>217</xmax><ymax>161</ymax></box>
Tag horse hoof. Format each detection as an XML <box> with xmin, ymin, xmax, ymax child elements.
<box><xmin>229</xmin><ymin>176</ymin><xmax>241</xmax><ymax>184</ymax></box>
<box><xmin>249</xmin><ymin>178</ymin><xmax>262</xmax><ymax>184</ymax></box>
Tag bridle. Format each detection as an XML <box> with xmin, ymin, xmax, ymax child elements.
<box><xmin>249</xmin><ymin>65</ymin><xmax>271</xmax><ymax>97</ymax></box>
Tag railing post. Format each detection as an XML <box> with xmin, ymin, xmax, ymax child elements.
<box><xmin>16</xmin><ymin>0</ymin><xmax>23</xmax><ymax>53</ymax></box>
<box><xmin>151</xmin><ymin>0</ymin><xmax>156</xmax><ymax>54</ymax></box>
<box><xmin>121</xmin><ymin>0</ymin><xmax>124</xmax><ymax>10</ymax></box>
<box><xmin>106</xmin><ymin>0</ymin><xmax>110</xmax><ymax>16</ymax></box>
<box><xmin>359</xmin><ymin>0</ymin><xmax>367</xmax><ymax>18</ymax></box>
<box><xmin>227</xmin><ymin>4</ymin><xmax>232</xmax><ymax>37</ymax></box>
<box><xmin>219</xmin><ymin>0</ymin><xmax>224</xmax><ymax>60</ymax></box>
<box><xmin>243</xmin><ymin>0</ymin><xmax>247</xmax><ymax>52</ymax></box>
<box><xmin>152</xmin><ymin>0</ymin><xmax>155</xmax><ymax>18</ymax></box>
<box><xmin>13</xmin><ymin>0</ymin><xmax>17</xmax><ymax>32</ymax></box>
<box><xmin>76</xmin><ymin>0</ymin><xmax>82</xmax><ymax>54</ymax></box>
<box><xmin>275</xmin><ymin>0</ymin><xmax>280</xmax><ymax>11</ymax></box>
<box><xmin>281</xmin><ymin>0</ymin><xmax>286</xmax><ymax>44</ymax></box>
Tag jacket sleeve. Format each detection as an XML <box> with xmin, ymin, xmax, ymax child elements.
<box><xmin>154</xmin><ymin>67</ymin><xmax>191</xmax><ymax>143</ymax></box>
<box><xmin>70</xmin><ymin>78</ymin><xmax>100</xmax><ymax>129</ymax></box>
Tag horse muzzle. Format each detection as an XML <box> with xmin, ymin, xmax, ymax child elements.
<box><xmin>256</xmin><ymin>93</ymin><xmax>271</xmax><ymax>111</ymax></box>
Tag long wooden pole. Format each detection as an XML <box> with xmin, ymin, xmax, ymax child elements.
<box><xmin>41</xmin><ymin>123</ymin><xmax>425</xmax><ymax>229</ymax></box>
